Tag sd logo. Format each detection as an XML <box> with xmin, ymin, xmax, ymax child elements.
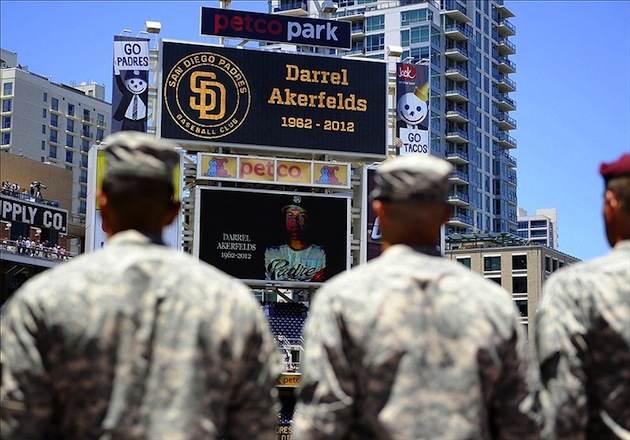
<box><xmin>190</xmin><ymin>72</ymin><xmax>226</xmax><ymax>120</ymax></box>
<box><xmin>163</xmin><ymin>52</ymin><xmax>251</xmax><ymax>140</ymax></box>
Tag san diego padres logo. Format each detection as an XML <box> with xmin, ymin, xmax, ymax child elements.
<box><xmin>164</xmin><ymin>52</ymin><xmax>251</xmax><ymax>139</ymax></box>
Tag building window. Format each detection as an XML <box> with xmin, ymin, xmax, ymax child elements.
<box><xmin>49</xmin><ymin>144</ymin><xmax>57</xmax><ymax>158</ymax></box>
<box><xmin>97</xmin><ymin>113</ymin><xmax>105</xmax><ymax>126</ymax></box>
<box><xmin>1</xmin><ymin>132</ymin><xmax>9</xmax><ymax>145</ymax></box>
<box><xmin>41</xmin><ymin>124</ymin><xmax>46</xmax><ymax>134</ymax></box>
<box><xmin>50</xmin><ymin>129</ymin><xmax>58</xmax><ymax>143</ymax></box>
<box><xmin>83</xmin><ymin>109</ymin><xmax>90</xmax><ymax>121</ymax></box>
<box><xmin>51</xmin><ymin>97</ymin><xmax>59</xmax><ymax>111</ymax></box>
<box><xmin>483</xmin><ymin>256</ymin><xmax>501</xmax><ymax>271</ymax></box>
<box><xmin>65</xmin><ymin>150</ymin><xmax>73</xmax><ymax>164</ymax></box>
<box><xmin>456</xmin><ymin>257</ymin><xmax>471</xmax><ymax>268</ymax></box>
<box><xmin>487</xmin><ymin>276</ymin><xmax>501</xmax><ymax>286</ymax></box>
<box><xmin>66</xmin><ymin>135</ymin><xmax>74</xmax><ymax>148</ymax></box>
<box><xmin>2</xmin><ymin>82</ymin><xmax>13</xmax><ymax>96</ymax></box>
<box><xmin>514</xmin><ymin>299</ymin><xmax>527</xmax><ymax>318</ymax></box>
<box><xmin>43</xmin><ymin>92</ymin><xmax>48</xmax><ymax>102</ymax></box>
<box><xmin>512</xmin><ymin>254</ymin><xmax>527</xmax><ymax>271</ymax></box>
<box><xmin>365</xmin><ymin>33</ymin><xmax>385</xmax><ymax>52</ymax></box>
<box><xmin>67</xmin><ymin>119</ymin><xmax>74</xmax><ymax>132</ymax></box>
<box><xmin>531</xmin><ymin>220</ymin><xmax>548</xmax><ymax>228</ymax></box>
<box><xmin>50</xmin><ymin>113</ymin><xmax>58</xmax><ymax>127</ymax></box>
<box><xmin>68</xmin><ymin>103</ymin><xmax>75</xmax><ymax>117</ymax></box>
<box><xmin>79</xmin><ymin>200</ymin><xmax>86</xmax><ymax>214</ymax></box>
<box><xmin>365</xmin><ymin>15</ymin><xmax>384</xmax><ymax>32</ymax></box>
<box><xmin>96</xmin><ymin>128</ymin><xmax>104</xmax><ymax>141</ymax></box>
<box><xmin>401</xmin><ymin>30</ymin><xmax>410</xmax><ymax>47</ymax></box>
<box><xmin>410</xmin><ymin>25</ymin><xmax>430</xmax><ymax>44</ymax></box>
<box><xmin>1</xmin><ymin>115</ymin><xmax>10</xmax><ymax>129</ymax></box>
<box><xmin>2</xmin><ymin>99</ymin><xmax>12</xmax><ymax>112</ymax></box>
<box><xmin>552</xmin><ymin>259</ymin><xmax>558</xmax><ymax>271</ymax></box>
<box><xmin>513</xmin><ymin>276</ymin><xmax>527</xmax><ymax>294</ymax></box>
<box><xmin>80</xmin><ymin>169</ymin><xmax>88</xmax><ymax>183</ymax></box>
<box><xmin>82</xmin><ymin>138</ymin><xmax>90</xmax><ymax>152</ymax></box>
<box><xmin>401</xmin><ymin>9</ymin><xmax>427</xmax><ymax>26</ymax></box>
<box><xmin>41</xmin><ymin>140</ymin><xmax>45</xmax><ymax>150</ymax></box>
<box><xmin>82</xmin><ymin>124</ymin><xmax>91</xmax><ymax>138</ymax></box>
<box><xmin>42</xmin><ymin>108</ymin><xmax>47</xmax><ymax>118</ymax></box>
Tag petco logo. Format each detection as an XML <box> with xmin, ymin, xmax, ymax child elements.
<box><xmin>398</xmin><ymin>64</ymin><xmax>416</xmax><ymax>80</ymax></box>
<box><xmin>201</xmin><ymin>7</ymin><xmax>351</xmax><ymax>50</ymax></box>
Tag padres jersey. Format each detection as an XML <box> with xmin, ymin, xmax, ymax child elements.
<box><xmin>265</xmin><ymin>244</ymin><xmax>326</xmax><ymax>282</ymax></box>
<box><xmin>0</xmin><ymin>230</ymin><xmax>281</xmax><ymax>440</ymax></box>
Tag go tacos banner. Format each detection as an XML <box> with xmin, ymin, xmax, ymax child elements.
<box><xmin>396</xmin><ymin>63</ymin><xmax>430</xmax><ymax>156</ymax></box>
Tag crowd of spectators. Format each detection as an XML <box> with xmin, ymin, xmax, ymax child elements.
<box><xmin>0</xmin><ymin>237</ymin><xmax>72</xmax><ymax>261</ymax></box>
<box><xmin>1</xmin><ymin>180</ymin><xmax>60</xmax><ymax>207</ymax></box>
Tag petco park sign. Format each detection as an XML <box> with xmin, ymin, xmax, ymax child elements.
<box><xmin>196</xmin><ymin>153</ymin><xmax>350</xmax><ymax>188</ymax></box>
<box><xmin>200</xmin><ymin>7</ymin><xmax>351</xmax><ymax>50</ymax></box>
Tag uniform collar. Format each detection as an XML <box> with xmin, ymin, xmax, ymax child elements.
<box><xmin>108</xmin><ymin>230</ymin><xmax>165</xmax><ymax>247</ymax></box>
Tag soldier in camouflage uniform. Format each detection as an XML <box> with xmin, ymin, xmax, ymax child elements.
<box><xmin>536</xmin><ymin>153</ymin><xmax>630</xmax><ymax>439</ymax></box>
<box><xmin>292</xmin><ymin>156</ymin><xmax>542</xmax><ymax>439</ymax></box>
<box><xmin>0</xmin><ymin>132</ymin><xmax>281</xmax><ymax>439</ymax></box>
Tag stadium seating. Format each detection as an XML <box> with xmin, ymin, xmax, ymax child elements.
<box><xmin>263</xmin><ymin>302</ymin><xmax>308</xmax><ymax>340</ymax></box>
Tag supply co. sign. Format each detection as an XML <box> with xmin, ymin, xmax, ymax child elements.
<box><xmin>200</xmin><ymin>7</ymin><xmax>351</xmax><ymax>50</ymax></box>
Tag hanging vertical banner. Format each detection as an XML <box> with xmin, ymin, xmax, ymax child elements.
<box><xmin>395</xmin><ymin>63</ymin><xmax>430</xmax><ymax>156</ymax></box>
<box><xmin>111</xmin><ymin>35</ymin><xmax>150</xmax><ymax>133</ymax></box>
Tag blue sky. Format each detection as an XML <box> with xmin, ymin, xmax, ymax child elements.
<box><xmin>2</xmin><ymin>0</ymin><xmax>629</xmax><ymax>260</ymax></box>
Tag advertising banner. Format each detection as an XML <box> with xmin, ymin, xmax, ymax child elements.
<box><xmin>197</xmin><ymin>153</ymin><xmax>350</xmax><ymax>188</ymax></box>
<box><xmin>85</xmin><ymin>149</ymin><xmax>182</xmax><ymax>252</ymax></box>
<box><xmin>194</xmin><ymin>187</ymin><xmax>350</xmax><ymax>286</ymax></box>
<box><xmin>160</xmin><ymin>41</ymin><xmax>387</xmax><ymax>157</ymax></box>
<box><xmin>395</xmin><ymin>63</ymin><xmax>430</xmax><ymax>156</ymax></box>
<box><xmin>362</xmin><ymin>167</ymin><xmax>382</xmax><ymax>262</ymax></box>
<box><xmin>200</xmin><ymin>7</ymin><xmax>351</xmax><ymax>49</ymax></box>
<box><xmin>0</xmin><ymin>195</ymin><xmax>68</xmax><ymax>234</ymax></box>
<box><xmin>112</xmin><ymin>36</ymin><xmax>150</xmax><ymax>133</ymax></box>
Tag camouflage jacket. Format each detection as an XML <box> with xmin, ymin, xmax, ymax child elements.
<box><xmin>0</xmin><ymin>230</ymin><xmax>281</xmax><ymax>440</ymax></box>
<box><xmin>536</xmin><ymin>240</ymin><xmax>630</xmax><ymax>439</ymax></box>
<box><xmin>292</xmin><ymin>244</ymin><xmax>542</xmax><ymax>440</ymax></box>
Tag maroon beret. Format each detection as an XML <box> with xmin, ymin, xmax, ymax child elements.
<box><xmin>600</xmin><ymin>153</ymin><xmax>630</xmax><ymax>182</ymax></box>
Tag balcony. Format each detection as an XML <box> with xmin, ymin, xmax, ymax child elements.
<box><xmin>496</xmin><ymin>93</ymin><xmax>516</xmax><ymax>111</ymax></box>
<box><xmin>445</xmin><ymin>65</ymin><xmax>468</xmax><ymax>82</ymax></box>
<box><xmin>496</xmin><ymin>56</ymin><xmax>516</xmax><ymax>73</ymax></box>
<box><xmin>494</xmin><ymin>0</ymin><xmax>515</xmax><ymax>18</ymax></box>
<box><xmin>495</xmin><ymin>150</ymin><xmax>517</xmax><ymax>168</ymax></box>
<box><xmin>496</xmin><ymin>113</ymin><xmax>517</xmax><ymax>130</ymax></box>
<box><xmin>496</xmin><ymin>18</ymin><xmax>516</xmax><ymax>36</ymax></box>
<box><xmin>506</xmin><ymin>169</ymin><xmax>518</xmax><ymax>185</ymax></box>
<box><xmin>447</xmin><ymin>213</ymin><xmax>473</xmax><ymax>227</ymax></box>
<box><xmin>496</xmin><ymin>74</ymin><xmax>516</xmax><ymax>92</ymax></box>
<box><xmin>446</xmin><ymin>146</ymin><xmax>469</xmax><ymax>164</ymax></box>
<box><xmin>447</xmin><ymin>190</ymin><xmax>470</xmax><ymax>206</ymax></box>
<box><xmin>495</xmin><ymin>131</ymin><xmax>517</xmax><ymax>149</ymax></box>
<box><xmin>446</xmin><ymin>108</ymin><xmax>468</xmax><ymax>123</ymax></box>
<box><xmin>273</xmin><ymin>0</ymin><xmax>308</xmax><ymax>16</ymax></box>
<box><xmin>444</xmin><ymin>23</ymin><xmax>472</xmax><ymax>41</ymax></box>
<box><xmin>445</xmin><ymin>45</ymin><xmax>468</xmax><ymax>62</ymax></box>
<box><xmin>442</xmin><ymin>0</ymin><xmax>470</xmax><ymax>23</ymax></box>
<box><xmin>445</xmin><ymin>128</ymin><xmax>468</xmax><ymax>144</ymax></box>
<box><xmin>351</xmin><ymin>23</ymin><xmax>364</xmax><ymax>39</ymax></box>
<box><xmin>496</xmin><ymin>38</ymin><xmax>516</xmax><ymax>55</ymax></box>
<box><xmin>445</xmin><ymin>86</ymin><xmax>468</xmax><ymax>102</ymax></box>
<box><xmin>335</xmin><ymin>7</ymin><xmax>366</xmax><ymax>21</ymax></box>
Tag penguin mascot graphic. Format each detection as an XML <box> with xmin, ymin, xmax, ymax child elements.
<box><xmin>114</xmin><ymin>69</ymin><xmax>148</xmax><ymax>132</ymax></box>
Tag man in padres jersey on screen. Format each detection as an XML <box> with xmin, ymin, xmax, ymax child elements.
<box><xmin>265</xmin><ymin>204</ymin><xmax>326</xmax><ymax>282</ymax></box>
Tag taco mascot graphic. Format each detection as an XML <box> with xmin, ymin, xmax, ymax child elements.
<box><xmin>113</xmin><ymin>69</ymin><xmax>148</xmax><ymax>132</ymax></box>
<box><xmin>396</xmin><ymin>81</ymin><xmax>429</xmax><ymax>130</ymax></box>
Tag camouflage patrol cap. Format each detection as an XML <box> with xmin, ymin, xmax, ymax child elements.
<box><xmin>371</xmin><ymin>155</ymin><xmax>453</xmax><ymax>203</ymax></box>
<box><xmin>101</xmin><ymin>131</ymin><xmax>180</xmax><ymax>183</ymax></box>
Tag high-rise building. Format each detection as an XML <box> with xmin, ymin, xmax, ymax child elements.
<box><xmin>270</xmin><ymin>0</ymin><xmax>518</xmax><ymax>235</ymax></box>
<box><xmin>0</xmin><ymin>50</ymin><xmax>111</xmax><ymax>226</ymax></box>
<box><xmin>517</xmin><ymin>207</ymin><xmax>559</xmax><ymax>249</ymax></box>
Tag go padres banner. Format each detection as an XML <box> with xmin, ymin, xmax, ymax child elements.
<box><xmin>159</xmin><ymin>40</ymin><xmax>387</xmax><ymax>157</ymax></box>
